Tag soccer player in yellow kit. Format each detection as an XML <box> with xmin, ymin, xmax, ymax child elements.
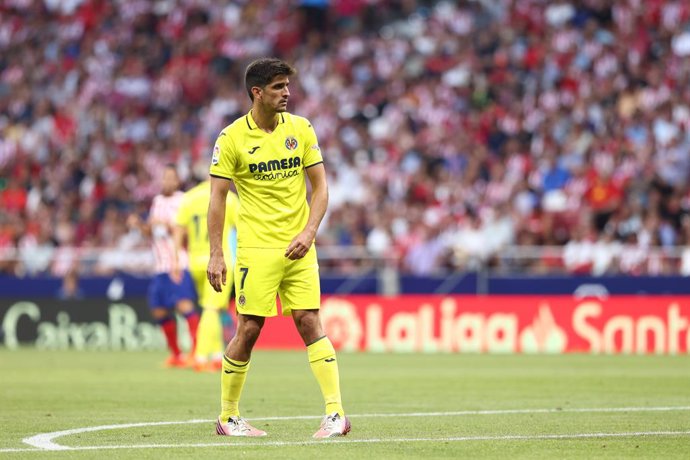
<box><xmin>173</xmin><ymin>180</ymin><xmax>239</xmax><ymax>371</ymax></box>
<box><xmin>207</xmin><ymin>58</ymin><xmax>349</xmax><ymax>438</ymax></box>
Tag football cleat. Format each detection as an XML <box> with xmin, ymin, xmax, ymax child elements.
<box><xmin>216</xmin><ymin>416</ymin><xmax>267</xmax><ymax>437</ymax></box>
<box><xmin>164</xmin><ymin>354</ymin><xmax>187</xmax><ymax>368</ymax></box>
<box><xmin>312</xmin><ymin>412</ymin><xmax>351</xmax><ymax>438</ymax></box>
<box><xmin>192</xmin><ymin>361</ymin><xmax>212</xmax><ymax>372</ymax></box>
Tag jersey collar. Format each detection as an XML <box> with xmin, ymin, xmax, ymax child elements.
<box><xmin>245</xmin><ymin>111</ymin><xmax>286</xmax><ymax>131</ymax></box>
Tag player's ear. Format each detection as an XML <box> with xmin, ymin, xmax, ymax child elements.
<box><xmin>251</xmin><ymin>86</ymin><xmax>262</xmax><ymax>101</ymax></box>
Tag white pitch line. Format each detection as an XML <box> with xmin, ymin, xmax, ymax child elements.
<box><xmin>19</xmin><ymin>405</ymin><xmax>690</xmax><ymax>451</ymax></box>
<box><xmin>4</xmin><ymin>430</ymin><xmax>690</xmax><ymax>453</ymax></box>
<box><xmin>23</xmin><ymin>420</ymin><xmax>212</xmax><ymax>451</ymax></box>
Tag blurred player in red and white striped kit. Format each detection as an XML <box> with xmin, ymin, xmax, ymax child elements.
<box><xmin>129</xmin><ymin>164</ymin><xmax>200</xmax><ymax>367</ymax></box>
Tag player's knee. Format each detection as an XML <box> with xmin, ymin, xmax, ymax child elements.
<box><xmin>293</xmin><ymin>310</ymin><xmax>322</xmax><ymax>338</ymax></box>
<box><xmin>244</xmin><ymin>322</ymin><xmax>262</xmax><ymax>341</ymax></box>
<box><xmin>236</xmin><ymin>319</ymin><xmax>263</xmax><ymax>345</ymax></box>
<box><xmin>150</xmin><ymin>308</ymin><xmax>169</xmax><ymax>321</ymax></box>
<box><xmin>176</xmin><ymin>299</ymin><xmax>195</xmax><ymax>315</ymax></box>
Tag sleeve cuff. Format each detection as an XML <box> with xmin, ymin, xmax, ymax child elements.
<box><xmin>210</xmin><ymin>173</ymin><xmax>233</xmax><ymax>181</ymax></box>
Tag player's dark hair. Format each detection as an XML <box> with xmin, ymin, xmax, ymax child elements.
<box><xmin>244</xmin><ymin>58</ymin><xmax>296</xmax><ymax>102</ymax></box>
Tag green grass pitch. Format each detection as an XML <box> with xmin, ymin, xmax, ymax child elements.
<box><xmin>1</xmin><ymin>350</ymin><xmax>689</xmax><ymax>458</ymax></box>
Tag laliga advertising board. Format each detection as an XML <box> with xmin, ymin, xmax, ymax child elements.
<box><xmin>2</xmin><ymin>295</ymin><xmax>690</xmax><ymax>354</ymax></box>
<box><xmin>256</xmin><ymin>296</ymin><xmax>690</xmax><ymax>354</ymax></box>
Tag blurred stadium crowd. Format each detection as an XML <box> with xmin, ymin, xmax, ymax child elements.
<box><xmin>2</xmin><ymin>0</ymin><xmax>690</xmax><ymax>277</ymax></box>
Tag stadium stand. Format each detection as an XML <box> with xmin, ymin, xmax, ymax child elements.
<box><xmin>2</xmin><ymin>0</ymin><xmax>690</xmax><ymax>276</ymax></box>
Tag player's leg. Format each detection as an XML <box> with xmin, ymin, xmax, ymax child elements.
<box><xmin>293</xmin><ymin>310</ymin><xmax>344</xmax><ymax>416</ymax></box>
<box><xmin>195</xmin><ymin>269</ymin><xmax>232</xmax><ymax>371</ymax></box>
<box><xmin>216</xmin><ymin>313</ymin><xmax>266</xmax><ymax>436</ymax></box>
<box><xmin>194</xmin><ymin>308</ymin><xmax>223</xmax><ymax>371</ymax></box>
<box><xmin>281</xmin><ymin>247</ymin><xmax>350</xmax><ymax>438</ymax></box>
<box><xmin>148</xmin><ymin>274</ymin><xmax>183</xmax><ymax>367</ymax></box>
<box><xmin>152</xmin><ymin>307</ymin><xmax>184</xmax><ymax>367</ymax></box>
<box><xmin>173</xmin><ymin>270</ymin><xmax>200</xmax><ymax>361</ymax></box>
<box><xmin>217</xmin><ymin>248</ymin><xmax>281</xmax><ymax>437</ymax></box>
<box><xmin>189</xmin><ymin>268</ymin><xmax>219</xmax><ymax>370</ymax></box>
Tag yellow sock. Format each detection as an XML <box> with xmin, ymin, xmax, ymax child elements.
<box><xmin>195</xmin><ymin>309</ymin><xmax>223</xmax><ymax>361</ymax></box>
<box><xmin>220</xmin><ymin>356</ymin><xmax>250</xmax><ymax>420</ymax></box>
<box><xmin>307</xmin><ymin>336</ymin><xmax>344</xmax><ymax>416</ymax></box>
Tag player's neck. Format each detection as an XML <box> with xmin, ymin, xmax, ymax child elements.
<box><xmin>251</xmin><ymin>106</ymin><xmax>279</xmax><ymax>133</ymax></box>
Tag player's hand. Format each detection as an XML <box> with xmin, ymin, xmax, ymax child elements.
<box><xmin>170</xmin><ymin>266</ymin><xmax>182</xmax><ymax>284</ymax></box>
<box><xmin>207</xmin><ymin>253</ymin><xmax>226</xmax><ymax>292</ymax></box>
<box><xmin>126</xmin><ymin>213</ymin><xmax>141</xmax><ymax>229</ymax></box>
<box><xmin>285</xmin><ymin>230</ymin><xmax>313</xmax><ymax>260</ymax></box>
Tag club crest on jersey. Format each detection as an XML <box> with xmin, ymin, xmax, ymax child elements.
<box><xmin>211</xmin><ymin>145</ymin><xmax>220</xmax><ymax>165</ymax></box>
<box><xmin>285</xmin><ymin>136</ymin><xmax>298</xmax><ymax>151</ymax></box>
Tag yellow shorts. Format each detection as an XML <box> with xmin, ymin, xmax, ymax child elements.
<box><xmin>190</xmin><ymin>265</ymin><xmax>233</xmax><ymax>310</ymax></box>
<box><xmin>234</xmin><ymin>246</ymin><xmax>320</xmax><ymax>317</ymax></box>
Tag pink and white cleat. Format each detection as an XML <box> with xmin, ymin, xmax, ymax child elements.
<box><xmin>216</xmin><ymin>416</ymin><xmax>267</xmax><ymax>437</ymax></box>
<box><xmin>313</xmin><ymin>412</ymin><xmax>351</xmax><ymax>438</ymax></box>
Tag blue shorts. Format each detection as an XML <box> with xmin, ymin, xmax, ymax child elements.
<box><xmin>147</xmin><ymin>271</ymin><xmax>197</xmax><ymax>310</ymax></box>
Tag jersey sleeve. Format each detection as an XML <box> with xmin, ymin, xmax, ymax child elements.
<box><xmin>301</xmin><ymin>119</ymin><xmax>324</xmax><ymax>168</ymax></box>
<box><xmin>209</xmin><ymin>130</ymin><xmax>236</xmax><ymax>180</ymax></box>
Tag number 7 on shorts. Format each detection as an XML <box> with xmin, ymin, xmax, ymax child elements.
<box><xmin>239</xmin><ymin>267</ymin><xmax>249</xmax><ymax>290</ymax></box>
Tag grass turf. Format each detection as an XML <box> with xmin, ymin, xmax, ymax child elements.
<box><xmin>1</xmin><ymin>350</ymin><xmax>689</xmax><ymax>458</ymax></box>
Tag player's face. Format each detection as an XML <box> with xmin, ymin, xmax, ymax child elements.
<box><xmin>258</xmin><ymin>75</ymin><xmax>290</xmax><ymax>113</ymax></box>
<box><xmin>161</xmin><ymin>168</ymin><xmax>179</xmax><ymax>195</ymax></box>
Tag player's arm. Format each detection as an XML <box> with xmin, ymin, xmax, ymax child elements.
<box><xmin>207</xmin><ymin>176</ymin><xmax>231</xmax><ymax>292</ymax></box>
<box><xmin>130</xmin><ymin>198</ymin><xmax>170</xmax><ymax>237</ymax></box>
<box><xmin>171</xmin><ymin>225</ymin><xmax>185</xmax><ymax>283</ymax></box>
<box><xmin>127</xmin><ymin>211</ymin><xmax>152</xmax><ymax>237</ymax></box>
<box><xmin>286</xmin><ymin>163</ymin><xmax>328</xmax><ymax>260</ymax></box>
<box><xmin>128</xmin><ymin>214</ymin><xmax>170</xmax><ymax>237</ymax></box>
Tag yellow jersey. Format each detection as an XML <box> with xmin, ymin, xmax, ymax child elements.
<box><xmin>176</xmin><ymin>180</ymin><xmax>239</xmax><ymax>271</ymax></box>
<box><xmin>209</xmin><ymin>111</ymin><xmax>323</xmax><ymax>248</ymax></box>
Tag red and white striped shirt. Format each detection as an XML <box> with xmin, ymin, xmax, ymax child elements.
<box><xmin>149</xmin><ymin>191</ymin><xmax>186</xmax><ymax>273</ymax></box>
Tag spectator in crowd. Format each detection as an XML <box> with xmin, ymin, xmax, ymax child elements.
<box><xmin>56</xmin><ymin>268</ymin><xmax>85</xmax><ymax>300</ymax></box>
<box><xmin>1</xmin><ymin>0</ymin><xmax>690</xmax><ymax>277</ymax></box>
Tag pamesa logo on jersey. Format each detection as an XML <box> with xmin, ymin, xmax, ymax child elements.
<box><xmin>285</xmin><ymin>136</ymin><xmax>298</xmax><ymax>150</ymax></box>
<box><xmin>249</xmin><ymin>156</ymin><xmax>301</xmax><ymax>181</ymax></box>
<box><xmin>249</xmin><ymin>156</ymin><xmax>301</xmax><ymax>173</ymax></box>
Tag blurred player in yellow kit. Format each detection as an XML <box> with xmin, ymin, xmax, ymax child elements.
<box><xmin>173</xmin><ymin>180</ymin><xmax>239</xmax><ymax>371</ymax></box>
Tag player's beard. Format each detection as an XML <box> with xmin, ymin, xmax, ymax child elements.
<box><xmin>275</xmin><ymin>99</ymin><xmax>288</xmax><ymax>113</ymax></box>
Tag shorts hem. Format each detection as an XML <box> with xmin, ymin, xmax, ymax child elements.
<box><xmin>281</xmin><ymin>306</ymin><xmax>320</xmax><ymax>316</ymax></box>
<box><xmin>236</xmin><ymin>309</ymin><xmax>277</xmax><ymax>318</ymax></box>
